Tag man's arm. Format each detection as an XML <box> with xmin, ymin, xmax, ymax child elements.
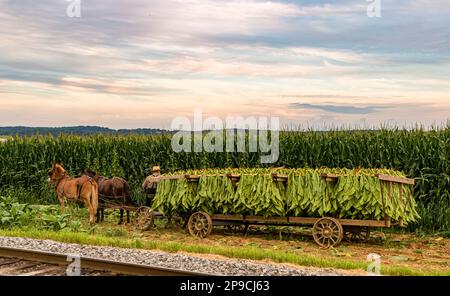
<box><xmin>142</xmin><ymin>176</ymin><xmax>160</xmax><ymax>192</ymax></box>
<box><xmin>142</xmin><ymin>177</ymin><xmax>148</xmax><ymax>192</ymax></box>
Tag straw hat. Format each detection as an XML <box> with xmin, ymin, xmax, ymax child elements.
<box><xmin>152</xmin><ymin>166</ymin><xmax>161</xmax><ymax>173</ymax></box>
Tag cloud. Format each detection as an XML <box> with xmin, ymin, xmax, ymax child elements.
<box><xmin>0</xmin><ymin>0</ymin><xmax>449</xmax><ymax>128</ymax></box>
<box><xmin>289</xmin><ymin>103</ymin><xmax>389</xmax><ymax>114</ymax></box>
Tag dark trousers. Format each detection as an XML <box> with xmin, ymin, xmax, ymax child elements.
<box><xmin>145</xmin><ymin>193</ymin><xmax>156</xmax><ymax>207</ymax></box>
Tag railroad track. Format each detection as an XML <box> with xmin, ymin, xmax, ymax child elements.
<box><xmin>0</xmin><ymin>246</ymin><xmax>209</xmax><ymax>276</ymax></box>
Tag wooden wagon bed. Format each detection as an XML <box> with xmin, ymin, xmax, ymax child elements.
<box><xmin>136</xmin><ymin>172</ymin><xmax>414</xmax><ymax>248</ymax></box>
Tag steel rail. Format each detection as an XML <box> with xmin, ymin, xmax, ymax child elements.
<box><xmin>0</xmin><ymin>246</ymin><xmax>210</xmax><ymax>276</ymax></box>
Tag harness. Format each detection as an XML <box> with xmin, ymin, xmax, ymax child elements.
<box><xmin>57</xmin><ymin>174</ymin><xmax>93</xmax><ymax>200</ymax></box>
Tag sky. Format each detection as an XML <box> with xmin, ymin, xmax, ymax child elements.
<box><xmin>0</xmin><ymin>0</ymin><xmax>449</xmax><ymax>129</ymax></box>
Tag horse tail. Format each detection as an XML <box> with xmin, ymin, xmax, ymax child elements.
<box><xmin>90</xmin><ymin>180</ymin><xmax>99</xmax><ymax>213</ymax></box>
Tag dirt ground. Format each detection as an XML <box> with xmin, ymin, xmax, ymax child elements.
<box><xmin>97</xmin><ymin>214</ymin><xmax>449</xmax><ymax>275</ymax></box>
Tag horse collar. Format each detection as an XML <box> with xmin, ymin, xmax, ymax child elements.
<box><xmin>55</xmin><ymin>174</ymin><xmax>68</xmax><ymax>186</ymax></box>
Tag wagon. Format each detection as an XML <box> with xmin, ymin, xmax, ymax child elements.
<box><xmin>137</xmin><ymin>172</ymin><xmax>415</xmax><ymax>248</ymax></box>
<box><xmin>98</xmin><ymin>199</ymin><xmax>175</xmax><ymax>231</ymax></box>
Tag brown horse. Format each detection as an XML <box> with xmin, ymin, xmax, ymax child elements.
<box><xmin>82</xmin><ymin>170</ymin><xmax>132</xmax><ymax>224</ymax></box>
<box><xmin>47</xmin><ymin>163</ymin><xmax>98</xmax><ymax>224</ymax></box>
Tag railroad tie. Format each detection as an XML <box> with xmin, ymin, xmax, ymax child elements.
<box><xmin>0</xmin><ymin>261</ymin><xmax>40</xmax><ymax>275</ymax></box>
<box><xmin>0</xmin><ymin>259</ymin><xmax>21</xmax><ymax>267</ymax></box>
<box><xmin>19</xmin><ymin>266</ymin><xmax>64</xmax><ymax>276</ymax></box>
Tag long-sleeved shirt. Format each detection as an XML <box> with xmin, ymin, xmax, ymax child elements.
<box><xmin>142</xmin><ymin>173</ymin><xmax>161</xmax><ymax>193</ymax></box>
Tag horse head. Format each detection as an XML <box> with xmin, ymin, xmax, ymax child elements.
<box><xmin>48</xmin><ymin>163</ymin><xmax>66</xmax><ymax>185</ymax></box>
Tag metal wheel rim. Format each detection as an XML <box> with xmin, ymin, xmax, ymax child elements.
<box><xmin>188</xmin><ymin>212</ymin><xmax>212</xmax><ymax>238</ymax></box>
<box><xmin>312</xmin><ymin>217</ymin><xmax>343</xmax><ymax>248</ymax></box>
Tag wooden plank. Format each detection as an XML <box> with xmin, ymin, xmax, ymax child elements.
<box><xmin>337</xmin><ymin>218</ymin><xmax>390</xmax><ymax>228</ymax></box>
<box><xmin>320</xmin><ymin>173</ymin><xmax>339</xmax><ymax>178</ymax></box>
<box><xmin>320</xmin><ymin>173</ymin><xmax>339</xmax><ymax>182</ymax></box>
<box><xmin>211</xmin><ymin>214</ymin><xmax>244</xmax><ymax>221</ymax></box>
<box><xmin>287</xmin><ymin>217</ymin><xmax>318</xmax><ymax>224</ymax></box>
<box><xmin>159</xmin><ymin>175</ymin><xmax>185</xmax><ymax>180</ymax></box>
<box><xmin>185</xmin><ymin>174</ymin><xmax>201</xmax><ymax>180</ymax></box>
<box><xmin>0</xmin><ymin>262</ymin><xmax>40</xmax><ymax>275</ymax></box>
<box><xmin>210</xmin><ymin>214</ymin><xmax>392</xmax><ymax>228</ymax></box>
<box><xmin>0</xmin><ymin>259</ymin><xmax>20</xmax><ymax>267</ymax></box>
<box><xmin>271</xmin><ymin>173</ymin><xmax>288</xmax><ymax>182</ymax></box>
<box><xmin>386</xmin><ymin>219</ymin><xmax>391</xmax><ymax>228</ymax></box>
<box><xmin>376</xmin><ymin>174</ymin><xmax>415</xmax><ymax>185</ymax></box>
<box><xmin>19</xmin><ymin>266</ymin><xmax>62</xmax><ymax>276</ymax></box>
<box><xmin>244</xmin><ymin>216</ymin><xmax>288</xmax><ymax>223</ymax></box>
<box><xmin>226</xmin><ymin>174</ymin><xmax>241</xmax><ymax>179</ymax></box>
<box><xmin>380</xmin><ymin>180</ymin><xmax>388</xmax><ymax>221</ymax></box>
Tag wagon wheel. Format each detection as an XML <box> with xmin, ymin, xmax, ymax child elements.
<box><xmin>133</xmin><ymin>207</ymin><xmax>154</xmax><ymax>231</ymax></box>
<box><xmin>344</xmin><ymin>226</ymin><xmax>371</xmax><ymax>243</ymax></box>
<box><xmin>312</xmin><ymin>217</ymin><xmax>343</xmax><ymax>248</ymax></box>
<box><xmin>187</xmin><ymin>212</ymin><xmax>212</xmax><ymax>238</ymax></box>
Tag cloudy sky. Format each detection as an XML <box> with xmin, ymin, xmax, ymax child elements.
<box><xmin>0</xmin><ymin>0</ymin><xmax>449</xmax><ymax>129</ymax></box>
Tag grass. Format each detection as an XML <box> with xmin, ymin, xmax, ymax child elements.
<box><xmin>1</xmin><ymin>228</ymin><xmax>448</xmax><ymax>276</ymax></box>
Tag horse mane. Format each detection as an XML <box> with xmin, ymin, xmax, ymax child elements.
<box><xmin>82</xmin><ymin>169</ymin><xmax>97</xmax><ymax>178</ymax></box>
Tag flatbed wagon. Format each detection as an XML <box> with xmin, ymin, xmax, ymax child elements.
<box><xmin>136</xmin><ymin>172</ymin><xmax>415</xmax><ymax>248</ymax></box>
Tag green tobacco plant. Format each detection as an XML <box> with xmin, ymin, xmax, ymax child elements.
<box><xmin>0</xmin><ymin>196</ymin><xmax>82</xmax><ymax>231</ymax></box>
<box><xmin>0</xmin><ymin>196</ymin><xmax>33</xmax><ymax>228</ymax></box>
<box><xmin>39</xmin><ymin>213</ymin><xmax>71</xmax><ymax>231</ymax></box>
<box><xmin>152</xmin><ymin>168</ymin><xmax>420</xmax><ymax>224</ymax></box>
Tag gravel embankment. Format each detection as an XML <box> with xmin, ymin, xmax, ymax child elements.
<box><xmin>0</xmin><ymin>236</ymin><xmax>366</xmax><ymax>276</ymax></box>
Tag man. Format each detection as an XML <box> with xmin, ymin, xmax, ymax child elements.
<box><xmin>142</xmin><ymin>166</ymin><xmax>161</xmax><ymax>207</ymax></box>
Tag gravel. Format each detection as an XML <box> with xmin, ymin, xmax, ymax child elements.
<box><xmin>0</xmin><ymin>236</ymin><xmax>366</xmax><ymax>276</ymax></box>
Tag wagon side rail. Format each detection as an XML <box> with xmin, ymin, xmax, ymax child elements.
<box><xmin>210</xmin><ymin>214</ymin><xmax>392</xmax><ymax>228</ymax></box>
<box><xmin>375</xmin><ymin>174</ymin><xmax>415</xmax><ymax>227</ymax></box>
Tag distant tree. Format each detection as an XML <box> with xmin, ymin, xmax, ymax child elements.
<box><xmin>0</xmin><ymin>126</ymin><xmax>171</xmax><ymax>137</ymax></box>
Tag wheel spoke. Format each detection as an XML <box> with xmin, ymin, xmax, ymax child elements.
<box><xmin>319</xmin><ymin>236</ymin><xmax>324</xmax><ymax>243</ymax></box>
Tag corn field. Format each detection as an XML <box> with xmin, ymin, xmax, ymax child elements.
<box><xmin>0</xmin><ymin>127</ymin><xmax>448</xmax><ymax>232</ymax></box>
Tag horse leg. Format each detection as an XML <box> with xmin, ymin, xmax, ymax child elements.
<box><xmin>82</xmin><ymin>196</ymin><xmax>96</xmax><ymax>225</ymax></box>
<box><xmin>118</xmin><ymin>209</ymin><xmax>124</xmax><ymax>225</ymax></box>
<box><xmin>96</xmin><ymin>208</ymin><xmax>101</xmax><ymax>223</ymax></box>
<box><xmin>88</xmin><ymin>204</ymin><xmax>95</xmax><ymax>224</ymax></box>
<box><xmin>59</xmin><ymin>197</ymin><xmax>65</xmax><ymax>214</ymax></box>
<box><xmin>101</xmin><ymin>209</ymin><xmax>105</xmax><ymax>222</ymax></box>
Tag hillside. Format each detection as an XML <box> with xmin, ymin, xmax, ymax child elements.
<box><xmin>0</xmin><ymin>126</ymin><xmax>170</xmax><ymax>137</ymax></box>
